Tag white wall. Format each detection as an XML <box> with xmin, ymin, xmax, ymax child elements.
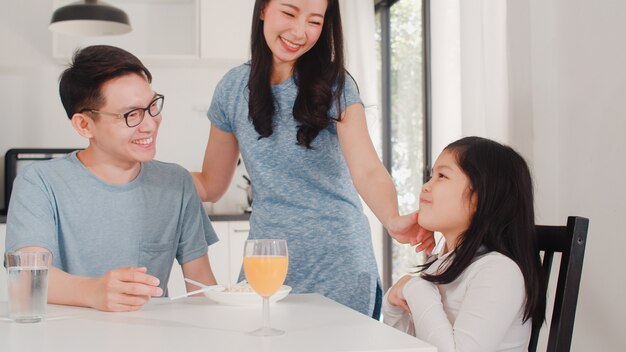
<box><xmin>432</xmin><ymin>0</ymin><xmax>625</xmax><ymax>350</ymax></box>
<box><xmin>514</xmin><ymin>0</ymin><xmax>626</xmax><ymax>350</ymax></box>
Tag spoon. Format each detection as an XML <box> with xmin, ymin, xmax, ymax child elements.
<box><xmin>169</xmin><ymin>286</ymin><xmax>213</xmax><ymax>301</ymax></box>
<box><xmin>184</xmin><ymin>277</ymin><xmax>209</xmax><ymax>288</ymax></box>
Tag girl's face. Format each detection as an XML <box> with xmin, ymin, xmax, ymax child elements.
<box><xmin>418</xmin><ymin>149</ymin><xmax>476</xmax><ymax>248</ymax></box>
<box><xmin>260</xmin><ymin>0</ymin><xmax>327</xmax><ymax>69</ymax></box>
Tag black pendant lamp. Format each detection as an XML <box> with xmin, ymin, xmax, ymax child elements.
<box><xmin>49</xmin><ymin>0</ymin><xmax>132</xmax><ymax>36</ymax></box>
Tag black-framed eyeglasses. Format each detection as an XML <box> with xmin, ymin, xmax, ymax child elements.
<box><xmin>81</xmin><ymin>94</ymin><xmax>165</xmax><ymax>128</ymax></box>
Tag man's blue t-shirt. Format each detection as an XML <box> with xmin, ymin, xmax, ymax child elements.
<box><xmin>5</xmin><ymin>152</ymin><xmax>218</xmax><ymax>294</ymax></box>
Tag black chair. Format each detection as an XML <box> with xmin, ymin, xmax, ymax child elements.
<box><xmin>529</xmin><ymin>216</ymin><xmax>589</xmax><ymax>352</ymax></box>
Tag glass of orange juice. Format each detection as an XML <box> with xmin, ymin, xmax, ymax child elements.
<box><xmin>243</xmin><ymin>239</ymin><xmax>289</xmax><ymax>336</ymax></box>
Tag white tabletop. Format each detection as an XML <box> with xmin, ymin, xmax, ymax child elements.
<box><xmin>0</xmin><ymin>294</ymin><xmax>436</xmax><ymax>352</ymax></box>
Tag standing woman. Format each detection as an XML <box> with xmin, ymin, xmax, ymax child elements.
<box><xmin>193</xmin><ymin>0</ymin><xmax>427</xmax><ymax>317</ymax></box>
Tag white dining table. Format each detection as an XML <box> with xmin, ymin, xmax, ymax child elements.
<box><xmin>0</xmin><ymin>293</ymin><xmax>436</xmax><ymax>352</ymax></box>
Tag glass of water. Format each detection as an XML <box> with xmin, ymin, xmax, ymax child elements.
<box><xmin>5</xmin><ymin>251</ymin><xmax>52</xmax><ymax>323</ymax></box>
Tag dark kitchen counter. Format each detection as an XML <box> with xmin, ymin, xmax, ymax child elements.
<box><xmin>208</xmin><ymin>213</ymin><xmax>250</xmax><ymax>222</ymax></box>
<box><xmin>0</xmin><ymin>213</ymin><xmax>249</xmax><ymax>225</ymax></box>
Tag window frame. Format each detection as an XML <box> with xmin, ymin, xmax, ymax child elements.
<box><xmin>374</xmin><ymin>0</ymin><xmax>432</xmax><ymax>291</ymax></box>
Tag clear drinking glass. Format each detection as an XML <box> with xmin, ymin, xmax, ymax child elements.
<box><xmin>243</xmin><ymin>239</ymin><xmax>289</xmax><ymax>336</ymax></box>
<box><xmin>5</xmin><ymin>251</ymin><xmax>52</xmax><ymax>323</ymax></box>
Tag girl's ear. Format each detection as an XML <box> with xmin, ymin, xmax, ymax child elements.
<box><xmin>71</xmin><ymin>113</ymin><xmax>95</xmax><ymax>139</ymax></box>
<box><xmin>260</xmin><ymin>4</ymin><xmax>266</xmax><ymax>20</ymax></box>
<box><xmin>470</xmin><ymin>191</ymin><xmax>478</xmax><ymax>213</ymax></box>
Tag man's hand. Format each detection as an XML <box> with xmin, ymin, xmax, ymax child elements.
<box><xmin>386</xmin><ymin>212</ymin><xmax>436</xmax><ymax>254</ymax></box>
<box><xmin>87</xmin><ymin>266</ymin><xmax>163</xmax><ymax>312</ymax></box>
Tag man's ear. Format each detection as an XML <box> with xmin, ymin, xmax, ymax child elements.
<box><xmin>71</xmin><ymin>113</ymin><xmax>94</xmax><ymax>139</ymax></box>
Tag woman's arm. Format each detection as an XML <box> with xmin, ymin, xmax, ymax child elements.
<box><xmin>337</xmin><ymin>103</ymin><xmax>432</xmax><ymax>246</ymax></box>
<box><xmin>337</xmin><ymin>104</ymin><xmax>397</xmax><ymax>226</ymax></box>
<box><xmin>191</xmin><ymin>125</ymin><xmax>240</xmax><ymax>202</ymax></box>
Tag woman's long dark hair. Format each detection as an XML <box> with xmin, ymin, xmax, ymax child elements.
<box><xmin>423</xmin><ymin>136</ymin><xmax>546</xmax><ymax>327</ymax></box>
<box><xmin>248</xmin><ymin>0</ymin><xmax>345</xmax><ymax>148</ymax></box>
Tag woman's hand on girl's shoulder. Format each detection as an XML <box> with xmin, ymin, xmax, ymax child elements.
<box><xmin>387</xmin><ymin>275</ymin><xmax>414</xmax><ymax>312</ymax></box>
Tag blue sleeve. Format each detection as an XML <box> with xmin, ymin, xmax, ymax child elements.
<box><xmin>5</xmin><ymin>166</ymin><xmax>60</xmax><ymax>261</ymax></box>
<box><xmin>330</xmin><ymin>73</ymin><xmax>363</xmax><ymax>119</ymax></box>
<box><xmin>207</xmin><ymin>73</ymin><xmax>234</xmax><ymax>133</ymax></box>
<box><xmin>175</xmin><ymin>171</ymin><xmax>219</xmax><ymax>265</ymax></box>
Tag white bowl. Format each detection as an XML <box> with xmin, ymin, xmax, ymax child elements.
<box><xmin>203</xmin><ymin>285</ymin><xmax>292</xmax><ymax>306</ymax></box>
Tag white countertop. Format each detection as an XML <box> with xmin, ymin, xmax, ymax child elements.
<box><xmin>0</xmin><ymin>294</ymin><xmax>436</xmax><ymax>352</ymax></box>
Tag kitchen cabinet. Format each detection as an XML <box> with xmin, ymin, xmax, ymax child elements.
<box><xmin>167</xmin><ymin>220</ymin><xmax>250</xmax><ymax>298</ymax></box>
<box><xmin>224</xmin><ymin>221</ymin><xmax>250</xmax><ymax>284</ymax></box>
<box><xmin>206</xmin><ymin>220</ymin><xmax>251</xmax><ymax>288</ymax></box>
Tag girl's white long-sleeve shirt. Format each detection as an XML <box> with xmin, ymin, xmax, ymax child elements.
<box><xmin>382</xmin><ymin>251</ymin><xmax>531</xmax><ymax>352</ymax></box>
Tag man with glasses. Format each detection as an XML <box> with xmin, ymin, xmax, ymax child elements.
<box><xmin>5</xmin><ymin>45</ymin><xmax>219</xmax><ymax>312</ymax></box>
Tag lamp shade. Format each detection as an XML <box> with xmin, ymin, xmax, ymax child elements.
<box><xmin>49</xmin><ymin>0</ymin><xmax>132</xmax><ymax>36</ymax></box>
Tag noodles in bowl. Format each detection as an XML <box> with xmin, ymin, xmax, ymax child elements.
<box><xmin>203</xmin><ymin>283</ymin><xmax>291</xmax><ymax>306</ymax></box>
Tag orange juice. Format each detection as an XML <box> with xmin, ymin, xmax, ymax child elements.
<box><xmin>243</xmin><ymin>255</ymin><xmax>289</xmax><ymax>297</ymax></box>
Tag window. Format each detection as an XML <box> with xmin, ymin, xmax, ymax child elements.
<box><xmin>375</xmin><ymin>0</ymin><xmax>430</xmax><ymax>288</ymax></box>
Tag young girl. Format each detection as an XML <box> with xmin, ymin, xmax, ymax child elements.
<box><xmin>383</xmin><ymin>137</ymin><xmax>546</xmax><ymax>351</ymax></box>
<box><xmin>192</xmin><ymin>0</ymin><xmax>427</xmax><ymax>318</ymax></box>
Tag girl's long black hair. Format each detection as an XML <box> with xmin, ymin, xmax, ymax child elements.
<box><xmin>423</xmin><ymin>136</ymin><xmax>546</xmax><ymax>327</ymax></box>
<box><xmin>248</xmin><ymin>0</ymin><xmax>345</xmax><ymax>148</ymax></box>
